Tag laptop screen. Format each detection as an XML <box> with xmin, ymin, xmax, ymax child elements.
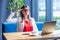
<box><xmin>42</xmin><ymin>21</ymin><xmax>56</xmax><ymax>34</ymax></box>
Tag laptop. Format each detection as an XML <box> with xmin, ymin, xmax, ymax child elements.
<box><xmin>41</xmin><ymin>21</ymin><xmax>56</xmax><ymax>35</ymax></box>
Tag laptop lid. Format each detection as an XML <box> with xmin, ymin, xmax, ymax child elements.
<box><xmin>42</xmin><ymin>21</ymin><xmax>56</xmax><ymax>34</ymax></box>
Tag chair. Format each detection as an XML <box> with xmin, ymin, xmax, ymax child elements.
<box><xmin>2</xmin><ymin>22</ymin><xmax>44</xmax><ymax>33</ymax></box>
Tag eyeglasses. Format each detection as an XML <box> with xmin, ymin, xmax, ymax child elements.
<box><xmin>22</xmin><ymin>9</ymin><xmax>29</xmax><ymax>11</ymax></box>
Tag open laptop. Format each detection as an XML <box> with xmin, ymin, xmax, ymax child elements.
<box><xmin>41</xmin><ymin>21</ymin><xmax>56</xmax><ymax>35</ymax></box>
<box><xmin>28</xmin><ymin>21</ymin><xmax>56</xmax><ymax>36</ymax></box>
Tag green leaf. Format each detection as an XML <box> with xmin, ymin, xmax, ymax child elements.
<box><xmin>7</xmin><ymin>0</ymin><xmax>24</xmax><ymax>10</ymax></box>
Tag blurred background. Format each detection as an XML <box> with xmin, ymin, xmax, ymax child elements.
<box><xmin>1</xmin><ymin>0</ymin><xmax>60</xmax><ymax>40</ymax></box>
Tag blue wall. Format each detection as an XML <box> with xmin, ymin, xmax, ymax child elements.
<box><xmin>46</xmin><ymin>0</ymin><xmax>52</xmax><ymax>22</ymax></box>
<box><xmin>0</xmin><ymin>0</ymin><xmax>2</xmax><ymax>40</ymax></box>
<box><xmin>32</xmin><ymin>0</ymin><xmax>38</xmax><ymax>21</ymax></box>
<box><xmin>1</xmin><ymin>0</ymin><xmax>10</xmax><ymax>22</ymax></box>
<box><xmin>1</xmin><ymin>0</ymin><xmax>10</xmax><ymax>40</ymax></box>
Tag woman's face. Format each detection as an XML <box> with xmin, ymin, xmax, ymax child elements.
<box><xmin>22</xmin><ymin>7</ymin><xmax>29</xmax><ymax>16</ymax></box>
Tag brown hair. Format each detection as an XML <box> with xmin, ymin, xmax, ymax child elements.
<box><xmin>20</xmin><ymin>5</ymin><xmax>30</xmax><ymax>20</ymax></box>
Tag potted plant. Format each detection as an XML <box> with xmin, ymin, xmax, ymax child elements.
<box><xmin>7</xmin><ymin>0</ymin><xmax>24</xmax><ymax>17</ymax></box>
<box><xmin>7</xmin><ymin>0</ymin><xmax>24</xmax><ymax>11</ymax></box>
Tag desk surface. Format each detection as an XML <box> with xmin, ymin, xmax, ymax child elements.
<box><xmin>3</xmin><ymin>30</ymin><xmax>60</xmax><ymax>40</ymax></box>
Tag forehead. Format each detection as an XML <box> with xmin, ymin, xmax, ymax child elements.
<box><xmin>23</xmin><ymin>7</ymin><xmax>29</xmax><ymax>9</ymax></box>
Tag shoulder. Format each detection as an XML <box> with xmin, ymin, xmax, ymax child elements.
<box><xmin>29</xmin><ymin>17</ymin><xmax>35</xmax><ymax>21</ymax></box>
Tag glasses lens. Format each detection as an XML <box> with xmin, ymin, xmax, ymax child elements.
<box><xmin>22</xmin><ymin>9</ymin><xmax>28</xmax><ymax>11</ymax></box>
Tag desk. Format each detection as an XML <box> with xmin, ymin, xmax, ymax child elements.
<box><xmin>3</xmin><ymin>30</ymin><xmax>60</xmax><ymax>40</ymax></box>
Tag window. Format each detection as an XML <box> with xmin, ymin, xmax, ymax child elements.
<box><xmin>53</xmin><ymin>0</ymin><xmax>60</xmax><ymax>30</ymax></box>
<box><xmin>38</xmin><ymin>0</ymin><xmax>46</xmax><ymax>22</ymax></box>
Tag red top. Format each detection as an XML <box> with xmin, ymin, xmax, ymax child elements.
<box><xmin>23</xmin><ymin>19</ymin><xmax>33</xmax><ymax>32</ymax></box>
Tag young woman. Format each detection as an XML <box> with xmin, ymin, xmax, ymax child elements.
<box><xmin>6</xmin><ymin>5</ymin><xmax>38</xmax><ymax>32</ymax></box>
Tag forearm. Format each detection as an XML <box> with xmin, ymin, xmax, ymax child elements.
<box><xmin>6</xmin><ymin>12</ymin><xmax>16</xmax><ymax>22</ymax></box>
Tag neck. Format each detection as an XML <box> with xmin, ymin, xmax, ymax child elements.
<box><xmin>24</xmin><ymin>16</ymin><xmax>28</xmax><ymax>19</ymax></box>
